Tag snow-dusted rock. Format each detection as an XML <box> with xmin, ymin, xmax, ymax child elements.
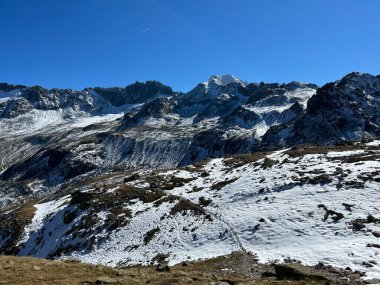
<box><xmin>264</xmin><ymin>72</ymin><xmax>380</xmax><ymax>146</ymax></box>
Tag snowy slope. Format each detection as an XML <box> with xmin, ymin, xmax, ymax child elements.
<box><xmin>0</xmin><ymin>89</ymin><xmax>21</xmax><ymax>103</ymax></box>
<box><xmin>2</xmin><ymin>141</ymin><xmax>380</xmax><ymax>280</ymax></box>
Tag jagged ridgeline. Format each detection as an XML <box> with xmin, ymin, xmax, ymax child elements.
<box><xmin>1</xmin><ymin>73</ymin><xmax>379</xmax><ymax>188</ymax></box>
<box><xmin>0</xmin><ymin>73</ymin><xmax>376</xmax><ymax>185</ymax></box>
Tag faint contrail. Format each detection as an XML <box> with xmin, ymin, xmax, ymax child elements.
<box><xmin>138</xmin><ymin>28</ymin><xmax>151</xmax><ymax>34</ymax></box>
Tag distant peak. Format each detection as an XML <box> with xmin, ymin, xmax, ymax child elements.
<box><xmin>206</xmin><ymin>75</ymin><xmax>247</xmax><ymax>86</ymax></box>
<box><xmin>287</xmin><ymin>81</ymin><xmax>319</xmax><ymax>89</ymax></box>
<box><xmin>341</xmin><ymin>71</ymin><xmax>375</xmax><ymax>81</ymax></box>
<box><xmin>337</xmin><ymin>72</ymin><xmax>380</xmax><ymax>89</ymax></box>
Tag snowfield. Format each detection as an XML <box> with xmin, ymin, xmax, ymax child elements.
<box><xmin>165</xmin><ymin>149</ymin><xmax>380</xmax><ymax>279</ymax></box>
<box><xmin>0</xmin><ymin>106</ymin><xmax>125</xmax><ymax>137</ymax></box>
<box><xmin>3</xmin><ymin>142</ymin><xmax>379</xmax><ymax>280</ymax></box>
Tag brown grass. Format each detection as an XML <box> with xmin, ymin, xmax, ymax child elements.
<box><xmin>145</xmin><ymin>175</ymin><xmax>197</xmax><ymax>191</ymax></box>
<box><xmin>170</xmin><ymin>199</ymin><xmax>212</xmax><ymax>221</ymax></box>
<box><xmin>0</xmin><ymin>202</ymin><xmax>36</xmax><ymax>254</ymax></box>
<box><xmin>224</xmin><ymin>152</ymin><xmax>271</xmax><ymax>167</ymax></box>
<box><xmin>285</xmin><ymin>143</ymin><xmax>380</xmax><ymax>158</ymax></box>
<box><xmin>0</xmin><ymin>255</ymin><xmax>122</xmax><ymax>285</ymax></box>
<box><xmin>143</xmin><ymin>227</ymin><xmax>161</xmax><ymax>245</ymax></box>
<box><xmin>0</xmin><ymin>253</ymin><xmax>365</xmax><ymax>285</ymax></box>
<box><xmin>211</xmin><ymin>178</ymin><xmax>239</xmax><ymax>191</ymax></box>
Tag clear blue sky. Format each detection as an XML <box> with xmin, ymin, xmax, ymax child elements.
<box><xmin>0</xmin><ymin>0</ymin><xmax>379</xmax><ymax>91</ymax></box>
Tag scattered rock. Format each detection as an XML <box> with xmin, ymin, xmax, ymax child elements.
<box><xmin>123</xmin><ymin>173</ymin><xmax>140</xmax><ymax>182</ymax></box>
<box><xmin>69</xmin><ymin>191</ymin><xmax>94</xmax><ymax>209</ymax></box>
<box><xmin>143</xmin><ymin>227</ymin><xmax>160</xmax><ymax>245</ymax></box>
<box><xmin>362</xmin><ymin>261</ymin><xmax>374</xmax><ymax>268</ymax></box>
<box><xmin>366</xmin><ymin>278</ymin><xmax>380</xmax><ymax>284</ymax></box>
<box><xmin>261</xmin><ymin>271</ymin><xmax>276</xmax><ymax>277</ymax></box>
<box><xmin>152</xmin><ymin>253</ymin><xmax>170</xmax><ymax>264</ymax></box>
<box><xmin>116</xmin><ymin>271</ymin><xmax>125</xmax><ymax>276</ymax></box>
<box><xmin>173</xmin><ymin>271</ymin><xmax>188</xmax><ymax>277</ymax></box>
<box><xmin>318</xmin><ymin>204</ymin><xmax>344</xmax><ymax>222</ymax></box>
<box><xmin>261</xmin><ymin>158</ymin><xmax>278</xmax><ymax>169</ymax></box>
<box><xmin>199</xmin><ymin>196</ymin><xmax>212</xmax><ymax>207</ymax></box>
<box><xmin>156</xmin><ymin>262</ymin><xmax>170</xmax><ymax>272</ymax></box>
<box><xmin>95</xmin><ymin>277</ymin><xmax>117</xmax><ymax>284</ymax></box>
<box><xmin>347</xmin><ymin>273</ymin><xmax>361</xmax><ymax>281</ymax></box>
<box><xmin>342</xmin><ymin>203</ymin><xmax>355</xmax><ymax>212</ymax></box>
<box><xmin>275</xmin><ymin>263</ymin><xmax>327</xmax><ymax>281</ymax></box>
<box><xmin>6</xmin><ymin>260</ymin><xmax>15</xmax><ymax>266</ymax></box>
<box><xmin>367</xmin><ymin>243</ymin><xmax>380</xmax><ymax>248</ymax></box>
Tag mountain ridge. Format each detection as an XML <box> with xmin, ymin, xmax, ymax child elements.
<box><xmin>0</xmin><ymin>72</ymin><xmax>379</xmax><ymax>193</ymax></box>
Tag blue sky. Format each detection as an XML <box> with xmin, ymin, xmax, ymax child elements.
<box><xmin>0</xmin><ymin>0</ymin><xmax>379</xmax><ymax>91</ymax></box>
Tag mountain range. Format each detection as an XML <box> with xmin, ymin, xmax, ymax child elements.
<box><xmin>1</xmin><ymin>72</ymin><xmax>379</xmax><ymax>190</ymax></box>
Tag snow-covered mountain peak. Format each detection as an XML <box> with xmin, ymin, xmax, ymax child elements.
<box><xmin>206</xmin><ymin>74</ymin><xmax>247</xmax><ymax>87</ymax></box>
<box><xmin>286</xmin><ymin>81</ymin><xmax>317</xmax><ymax>90</ymax></box>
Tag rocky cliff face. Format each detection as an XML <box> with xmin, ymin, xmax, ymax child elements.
<box><xmin>262</xmin><ymin>72</ymin><xmax>380</xmax><ymax>147</ymax></box>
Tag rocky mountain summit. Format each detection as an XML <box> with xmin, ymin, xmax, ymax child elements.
<box><xmin>263</xmin><ymin>72</ymin><xmax>380</xmax><ymax>147</ymax></box>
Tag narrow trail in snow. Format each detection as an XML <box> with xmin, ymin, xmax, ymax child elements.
<box><xmin>197</xmin><ymin>183</ymin><xmax>249</xmax><ymax>254</ymax></box>
<box><xmin>172</xmin><ymin>191</ymin><xmax>248</xmax><ymax>253</ymax></box>
<box><xmin>212</xmin><ymin>211</ymin><xmax>248</xmax><ymax>254</ymax></box>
